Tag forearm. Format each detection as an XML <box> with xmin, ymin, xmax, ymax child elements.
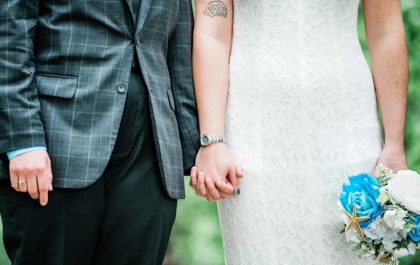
<box><xmin>193</xmin><ymin>0</ymin><xmax>233</xmax><ymax>136</ymax></box>
<box><xmin>369</xmin><ymin>31</ymin><xmax>408</xmax><ymax>148</ymax></box>
<box><xmin>363</xmin><ymin>0</ymin><xmax>408</xmax><ymax>150</ymax></box>
<box><xmin>193</xmin><ymin>36</ymin><xmax>230</xmax><ymax>135</ymax></box>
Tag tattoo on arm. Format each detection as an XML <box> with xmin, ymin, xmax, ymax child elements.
<box><xmin>203</xmin><ymin>0</ymin><xmax>228</xmax><ymax>18</ymax></box>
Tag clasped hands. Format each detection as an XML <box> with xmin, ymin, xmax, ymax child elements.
<box><xmin>189</xmin><ymin>143</ymin><xmax>244</xmax><ymax>201</ymax></box>
<box><xmin>8</xmin><ymin>144</ymin><xmax>242</xmax><ymax>205</ymax></box>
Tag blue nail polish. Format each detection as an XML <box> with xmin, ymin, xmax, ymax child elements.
<box><xmin>236</xmin><ymin>188</ymin><xmax>241</xmax><ymax>195</ymax></box>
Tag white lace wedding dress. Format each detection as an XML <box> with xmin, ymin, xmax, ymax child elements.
<box><xmin>218</xmin><ymin>1</ymin><xmax>383</xmax><ymax>264</ymax></box>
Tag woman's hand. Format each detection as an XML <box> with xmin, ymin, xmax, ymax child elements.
<box><xmin>376</xmin><ymin>144</ymin><xmax>408</xmax><ymax>172</ymax></box>
<box><xmin>190</xmin><ymin>143</ymin><xmax>243</xmax><ymax>201</ymax></box>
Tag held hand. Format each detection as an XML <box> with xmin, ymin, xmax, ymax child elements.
<box><xmin>190</xmin><ymin>143</ymin><xmax>244</xmax><ymax>201</ymax></box>
<box><xmin>9</xmin><ymin>150</ymin><xmax>53</xmax><ymax>206</ymax></box>
<box><xmin>376</xmin><ymin>144</ymin><xmax>408</xmax><ymax>172</ymax></box>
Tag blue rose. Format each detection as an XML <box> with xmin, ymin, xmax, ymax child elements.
<box><xmin>340</xmin><ymin>173</ymin><xmax>383</xmax><ymax>227</ymax></box>
<box><xmin>409</xmin><ymin>215</ymin><xmax>420</xmax><ymax>242</ymax></box>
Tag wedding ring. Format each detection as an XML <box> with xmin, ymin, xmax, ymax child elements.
<box><xmin>18</xmin><ymin>179</ymin><xmax>26</xmax><ymax>185</ymax></box>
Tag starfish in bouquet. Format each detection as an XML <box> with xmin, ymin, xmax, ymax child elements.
<box><xmin>342</xmin><ymin>205</ymin><xmax>370</xmax><ymax>237</ymax></box>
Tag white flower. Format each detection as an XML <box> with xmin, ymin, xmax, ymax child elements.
<box><xmin>382</xmin><ymin>234</ymin><xmax>402</xmax><ymax>252</ymax></box>
<box><xmin>408</xmin><ymin>243</ymin><xmax>417</xmax><ymax>255</ymax></box>
<box><xmin>383</xmin><ymin>208</ymin><xmax>407</xmax><ymax>230</ymax></box>
<box><xmin>374</xmin><ymin>164</ymin><xmax>396</xmax><ymax>179</ymax></box>
<box><xmin>364</xmin><ymin>217</ymin><xmax>403</xmax><ymax>250</ymax></box>
<box><xmin>364</xmin><ymin>219</ymin><xmax>384</xmax><ymax>240</ymax></box>
<box><xmin>392</xmin><ymin>243</ymin><xmax>417</xmax><ymax>258</ymax></box>
<box><xmin>377</xmin><ymin>187</ymin><xmax>390</xmax><ymax>205</ymax></box>
<box><xmin>393</xmin><ymin>248</ymin><xmax>410</xmax><ymax>258</ymax></box>
<box><xmin>388</xmin><ymin>170</ymin><xmax>420</xmax><ymax>214</ymax></box>
<box><xmin>344</xmin><ymin>226</ymin><xmax>360</xmax><ymax>243</ymax></box>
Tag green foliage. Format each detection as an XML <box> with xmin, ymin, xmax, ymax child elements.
<box><xmin>0</xmin><ymin>220</ymin><xmax>10</xmax><ymax>265</ymax></box>
<box><xmin>164</xmin><ymin>188</ymin><xmax>225</xmax><ymax>265</ymax></box>
<box><xmin>397</xmin><ymin>3</ymin><xmax>420</xmax><ymax>265</ymax></box>
<box><xmin>403</xmin><ymin>1</ymin><xmax>420</xmax><ymax>173</ymax></box>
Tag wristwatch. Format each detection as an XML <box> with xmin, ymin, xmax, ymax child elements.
<box><xmin>200</xmin><ymin>134</ymin><xmax>226</xmax><ymax>147</ymax></box>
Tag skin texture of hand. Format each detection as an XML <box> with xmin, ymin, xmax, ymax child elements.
<box><xmin>376</xmin><ymin>144</ymin><xmax>408</xmax><ymax>172</ymax></box>
<box><xmin>190</xmin><ymin>143</ymin><xmax>244</xmax><ymax>201</ymax></box>
<box><xmin>9</xmin><ymin>150</ymin><xmax>53</xmax><ymax>206</ymax></box>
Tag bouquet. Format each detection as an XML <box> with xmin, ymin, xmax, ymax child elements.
<box><xmin>339</xmin><ymin>164</ymin><xmax>420</xmax><ymax>264</ymax></box>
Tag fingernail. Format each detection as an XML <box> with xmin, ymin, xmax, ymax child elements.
<box><xmin>236</xmin><ymin>188</ymin><xmax>241</xmax><ymax>195</ymax></box>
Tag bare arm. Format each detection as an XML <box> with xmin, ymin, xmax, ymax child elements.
<box><xmin>191</xmin><ymin>0</ymin><xmax>243</xmax><ymax>201</ymax></box>
<box><xmin>193</xmin><ymin>0</ymin><xmax>233</xmax><ymax>136</ymax></box>
<box><xmin>363</xmin><ymin>0</ymin><xmax>408</xmax><ymax>170</ymax></box>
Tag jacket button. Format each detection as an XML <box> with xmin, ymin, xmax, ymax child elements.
<box><xmin>116</xmin><ymin>83</ymin><xmax>127</xmax><ymax>93</ymax></box>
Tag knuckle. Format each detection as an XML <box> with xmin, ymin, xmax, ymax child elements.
<box><xmin>12</xmin><ymin>165</ymin><xmax>25</xmax><ymax>173</ymax></box>
<box><xmin>20</xmin><ymin>165</ymin><xmax>31</xmax><ymax>173</ymax></box>
<box><xmin>9</xmin><ymin>164</ymin><xmax>17</xmax><ymax>172</ymax></box>
<box><xmin>35</xmin><ymin>164</ymin><xmax>47</xmax><ymax>172</ymax></box>
<box><xmin>24</xmin><ymin>163</ymin><xmax>48</xmax><ymax>173</ymax></box>
<box><xmin>21</xmin><ymin>165</ymin><xmax>36</xmax><ymax>174</ymax></box>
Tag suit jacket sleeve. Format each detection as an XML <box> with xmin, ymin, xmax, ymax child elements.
<box><xmin>0</xmin><ymin>0</ymin><xmax>47</xmax><ymax>154</ymax></box>
<box><xmin>167</xmin><ymin>0</ymin><xmax>200</xmax><ymax>174</ymax></box>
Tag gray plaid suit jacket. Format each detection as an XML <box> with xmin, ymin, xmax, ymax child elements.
<box><xmin>0</xmin><ymin>0</ymin><xmax>200</xmax><ymax>199</ymax></box>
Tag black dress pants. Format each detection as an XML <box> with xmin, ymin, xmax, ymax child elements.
<box><xmin>0</xmin><ymin>67</ymin><xmax>177</xmax><ymax>265</ymax></box>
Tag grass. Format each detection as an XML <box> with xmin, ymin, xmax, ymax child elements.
<box><xmin>0</xmin><ymin>219</ymin><xmax>10</xmax><ymax>265</ymax></box>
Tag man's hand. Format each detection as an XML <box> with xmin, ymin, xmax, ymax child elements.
<box><xmin>9</xmin><ymin>150</ymin><xmax>53</xmax><ymax>206</ymax></box>
<box><xmin>190</xmin><ymin>143</ymin><xmax>244</xmax><ymax>201</ymax></box>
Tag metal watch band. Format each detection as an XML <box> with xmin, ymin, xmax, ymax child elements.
<box><xmin>200</xmin><ymin>134</ymin><xmax>226</xmax><ymax>147</ymax></box>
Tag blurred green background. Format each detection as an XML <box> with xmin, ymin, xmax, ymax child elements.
<box><xmin>1</xmin><ymin>1</ymin><xmax>419</xmax><ymax>265</ymax></box>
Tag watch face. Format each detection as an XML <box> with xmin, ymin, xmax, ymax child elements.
<box><xmin>201</xmin><ymin>135</ymin><xmax>210</xmax><ymax>146</ymax></box>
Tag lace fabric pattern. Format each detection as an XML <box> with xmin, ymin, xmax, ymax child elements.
<box><xmin>218</xmin><ymin>1</ymin><xmax>383</xmax><ymax>264</ymax></box>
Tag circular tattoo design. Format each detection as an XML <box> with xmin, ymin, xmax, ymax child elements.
<box><xmin>203</xmin><ymin>0</ymin><xmax>228</xmax><ymax>18</ymax></box>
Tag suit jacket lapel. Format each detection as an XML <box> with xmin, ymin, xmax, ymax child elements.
<box><xmin>135</xmin><ymin>0</ymin><xmax>152</xmax><ymax>33</ymax></box>
<box><xmin>124</xmin><ymin>0</ymin><xmax>136</xmax><ymax>26</ymax></box>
